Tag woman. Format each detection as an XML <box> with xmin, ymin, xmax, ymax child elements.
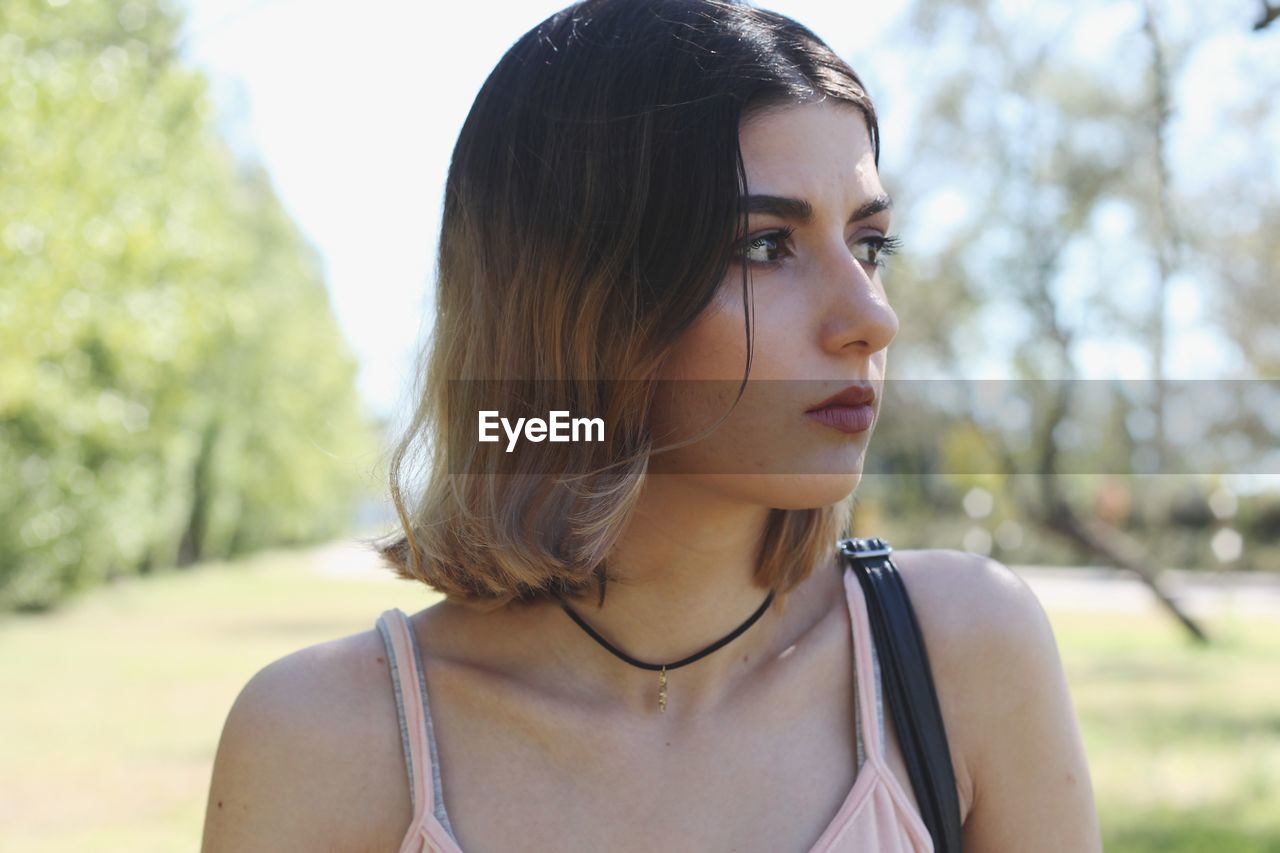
<box><xmin>202</xmin><ymin>1</ymin><xmax>1102</xmax><ymax>850</ymax></box>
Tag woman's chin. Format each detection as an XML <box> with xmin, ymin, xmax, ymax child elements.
<box><xmin>759</xmin><ymin>471</ymin><xmax>863</xmax><ymax>509</ymax></box>
<box><xmin>681</xmin><ymin>471</ymin><xmax>863</xmax><ymax>510</ymax></box>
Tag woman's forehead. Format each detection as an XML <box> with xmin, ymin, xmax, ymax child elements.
<box><xmin>738</xmin><ymin>101</ymin><xmax>881</xmax><ymax>201</ymax></box>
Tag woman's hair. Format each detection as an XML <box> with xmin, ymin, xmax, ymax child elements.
<box><xmin>374</xmin><ymin>0</ymin><xmax>881</xmax><ymax>612</ymax></box>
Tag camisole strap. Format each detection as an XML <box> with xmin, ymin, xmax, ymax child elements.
<box><xmin>376</xmin><ymin>608</ymin><xmax>457</xmax><ymax>837</ymax></box>
<box><xmin>842</xmin><ymin>564</ymin><xmax>890</xmax><ymax>763</ymax></box>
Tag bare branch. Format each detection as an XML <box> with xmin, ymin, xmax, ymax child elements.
<box><xmin>1255</xmin><ymin>1</ymin><xmax>1280</xmax><ymax>31</ymax></box>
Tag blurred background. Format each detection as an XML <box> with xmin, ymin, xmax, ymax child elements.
<box><xmin>1</xmin><ymin>0</ymin><xmax>1277</xmax><ymax>850</ymax></box>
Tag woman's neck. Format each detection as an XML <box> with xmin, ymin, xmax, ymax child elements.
<box><xmin>526</xmin><ymin>476</ymin><xmax>831</xmax><ymax>719</ymax></box>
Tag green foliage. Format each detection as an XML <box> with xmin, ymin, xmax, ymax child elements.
<box><xmin>0</xmin><ymin>0</ymin><xmax>380</xmax><ymax>610</ymax></box>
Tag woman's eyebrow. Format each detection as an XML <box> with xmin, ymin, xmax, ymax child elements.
<box><xmin>742</xmin><ymin>192</ymin><xmax>893</xmax><ymax>224</ymax></box>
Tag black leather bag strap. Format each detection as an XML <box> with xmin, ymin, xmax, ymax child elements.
<box><xmin>837</xmin><ymin>537</ymin><xmax>964</xmax><ymax>853</ymax></box>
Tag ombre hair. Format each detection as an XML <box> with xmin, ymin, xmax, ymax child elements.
<box><xmin>374</xmin><ymin>0</ymin><xmax>881</xmax><ymax>612</ymax></box>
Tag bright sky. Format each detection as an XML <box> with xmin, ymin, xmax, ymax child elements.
<box><xmin>175</xmin><ymin>0</ymin><xmax>1268</xmax><ymax>427</ymax></box>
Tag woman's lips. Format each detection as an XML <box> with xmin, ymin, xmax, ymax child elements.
<box><xmin>805</xmin><ymin>403</ymin><xmax>875</xmax><ymax>433</ymax></box>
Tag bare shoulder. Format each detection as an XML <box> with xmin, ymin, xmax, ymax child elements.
<box><xmin>889</xmin><ymin>548</ymin><xmax>1102</xmax><ymax>851</ymax></box>
<box><xmin>890</xmin><ymin>545</ymin><xmax>1049</xmax><ymax>650</ymax></box>
<box><xmin>200</xmin><ymin>623</ymin><xmax>414</xmax><ymax>852</ymax></box>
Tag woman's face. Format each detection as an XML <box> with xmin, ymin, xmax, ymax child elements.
<box><xmin>649</xmin><ymin>99</ymin><xmax>899</xmax><ymax>509</ymax></box>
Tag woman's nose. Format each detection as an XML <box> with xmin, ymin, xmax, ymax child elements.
<box><xmin>816</xmin><ymin>243</ymin><xmax>898</xmax><ymax>356</ymax></box>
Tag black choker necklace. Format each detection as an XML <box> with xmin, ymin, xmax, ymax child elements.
<box><xmin>554</xmin><ymin>589</ymin><xmax>776</xmax><ymax>713</ymax></box>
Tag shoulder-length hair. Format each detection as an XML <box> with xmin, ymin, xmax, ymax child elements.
<box><xmin>375</xmin><ymin>0</ymin><xmax>881</xmax><ymax>612</ymax></box>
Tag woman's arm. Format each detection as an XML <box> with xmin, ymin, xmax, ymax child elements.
<box><xmin>896</xmin><ymin>550</ymin><xmax>1102</xmax><ymax>851</ymax></box>
<box><xmin>962</xmin><ymin>555</ymin><xmax>1105</xmax><ymax>845</ymax></box>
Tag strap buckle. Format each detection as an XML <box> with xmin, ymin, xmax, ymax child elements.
<box><xmin>838</xmin><ymin>536</ymin><xmax>894</xmax><ymax>559</ymax></box>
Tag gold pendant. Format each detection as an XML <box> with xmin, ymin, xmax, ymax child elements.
<box><xmin>658</xmin><ymin>665</ymin><xmax>668</xmax><ymax>713</ymax></box>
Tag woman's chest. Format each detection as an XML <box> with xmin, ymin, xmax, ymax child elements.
<box><xmin>415</xmin><ymin>625</ymin><xmax>946</xmax><ymax>853</ymax></box>
<box><xmin>433</xmin><ymin>691</ymin><xmax>865</xmax><ymax>853</ymax></box>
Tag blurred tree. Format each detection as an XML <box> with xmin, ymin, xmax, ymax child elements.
<box><xmin>867</xmin><ymin>0</ymin><xmax>1280</xmax><ymax>638</ymax></box>
<box><xmin>0</xmin><ymin>0</ymin><xmax>380</xmax><ymax>610</ymax></box>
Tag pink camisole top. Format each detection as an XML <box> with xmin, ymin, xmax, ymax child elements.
<box><xmin>374</xmin><ymin>562</ymin><xmax>935</xmax><ymax>852</ymax></box>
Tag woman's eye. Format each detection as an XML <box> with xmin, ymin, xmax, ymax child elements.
<box><xmin>735</xmin><ymin>229</ymin><xmax>903</xmax><ymax>269</ymax></box>
<box><xmin>851</xmin><ymin>233</ymin><xmax>903</xmax><ymax>269</ymax></box>
<box><xmin>740</xmin><ymin>226</ymin><xmax>795</xmax><ymax>265</ymax></box>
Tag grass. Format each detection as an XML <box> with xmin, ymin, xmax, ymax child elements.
<box><xmin>0</xmin><ymin>542</ymin><xmax>1276</xmax><ymax>852</ymax></box>
<box><xmin>1051</xmin><ymin>610</ymin><xmax>1280</xmax><ymax>852</ymax></box>
<box><xmin>0</xmin><ymin>542</ymin><xmax>433</xmax><ymax>853</ymax></box>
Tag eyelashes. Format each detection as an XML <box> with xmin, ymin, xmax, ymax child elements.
<box><xmin>872</xmin><ymin>234</ymin><xmax>903</xmax><ymax>264</ymax></box>
<box><xmin>735</xmin><ymin>227</ymin><xmax>903</xmax><ymax>270</ymax></box>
